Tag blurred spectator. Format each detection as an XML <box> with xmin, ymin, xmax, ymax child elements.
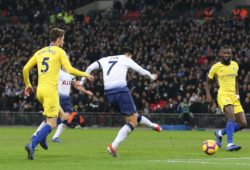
<box><xmin>0</xmin><ymin>0</ymin><xmax>250</xmax><ymax>115</ymax></box>
<box><xmin>177</xmin><ymin>98</ymin><xmax>194</xmax><ymax>125</ymax></box>
<box><xmin>67</xmin><ymin>106</ymin><xmax>85</xmax><ymax>128</ymax></box>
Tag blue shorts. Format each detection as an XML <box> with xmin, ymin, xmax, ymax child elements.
<box><xmin>59</xmin><ymin>95</ymin><xmax>72</xmax><ymax>113</ymax></box>
<box><xmin>105</xmin><ymin>90</ymin><xmax>137</xmax><ymax>116</ymax></box>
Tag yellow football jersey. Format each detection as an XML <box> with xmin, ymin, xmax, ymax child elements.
<box><xmin>23</xmin><ymin>45</ymin><xmax>88</xmax><ymax>88</ymax></box>
<box><xmin>208</xmin><ymin>61</ymin><xmax>238</xmax><ymax>95</ymax></box>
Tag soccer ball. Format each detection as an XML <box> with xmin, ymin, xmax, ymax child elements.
<box><xmin>202</xmin><ymin>140</ymin><xmax>218</xmax><ymax>155</ymax></box>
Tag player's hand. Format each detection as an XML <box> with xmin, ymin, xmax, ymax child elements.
<box><xmin>87</xmin><ymin>74</ymin><xmax>94</xmax><ymax>82</ymax></box>
<box><xmin>151</xmin><ymin>74</ymin><xmax>158</xmax><ymax>81</ymax></box>
<box><xmin>24</xmin><ymin>86</ymin><xmax>34</xmax><ymax>96</ymax></box>
<box><xmin>85</xmin><ymin>90</ymin><xmax>94</xmax><ymax>96</ymax></box>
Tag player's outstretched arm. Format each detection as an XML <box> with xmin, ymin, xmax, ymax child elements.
<box><xmin>128</xmin><ymin>59</ymin><xmax>157</xmax><ymax>80</ymax></box>
<box><xmin>60</xmin><ymin>53</ymin><xmax>94</xmax><ymax>82</ymax></box>
<box><xmin>72</xmin><ymin>81</ymin><xmax>94</xmax><ymax>96</ymax></box>
<box><xmin>80</xmin><ymin>61</ymin><xmax>100</xmax><ymax>85</ymax></box>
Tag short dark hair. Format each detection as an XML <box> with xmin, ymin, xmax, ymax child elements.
<box><xmin>121</xmin><ymin>46</ymin><xmax>133</xmax><ymax>55</ymax></box>
<box><xmin>49</xmin><ymin>28</ymin><xmax>65</xmax><ymax>42</ymax></box>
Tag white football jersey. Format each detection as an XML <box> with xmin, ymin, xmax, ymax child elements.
<box><xmin>80</xmin><ymin>55</ymin><xmax>154</xmax><ymax>90</ymax></box>
<box><xmin>58</xmin><ymin>69</ymin><xmax>75</xmax><ymax>96</ymax></box>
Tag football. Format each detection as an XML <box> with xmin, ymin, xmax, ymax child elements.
<box><xmin>202</xmin><ymin>140</ymin><xmax>219</xmax><ymax>155</ymax></box>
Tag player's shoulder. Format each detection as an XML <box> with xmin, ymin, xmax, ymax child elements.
<box><xmin>36</xmin><ymin>46</ymin><xmax>65</xmax><ymax>57</ymax></box>
<box><xmin>210</xmin><ymin>61</ymin><xmax>221</xmax><ymax>69</ymax></box>
<box><xmin>231</xmin><ymin>60</ymin><xmax>238</xmax><ymax>66</ymax></box>
<box><xmin>35</xmin><ymin>46</ymin><xmax>47</xmax><ymax>55</ymax></box>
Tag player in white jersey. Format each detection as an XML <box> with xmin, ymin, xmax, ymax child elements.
<box><xmin>80</xmin><ymin>47</ymin><xmax>162</xmax><ymax>157</ymax></box>
<box><xmin>32</xmin><ymin>69</ymin><xmax>93</xmax><ymax>145</ymax></box>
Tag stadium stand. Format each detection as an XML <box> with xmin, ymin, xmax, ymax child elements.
<box><xmin>0</xmin><ymin>0</ymin><xmax>250</xmax><ymax>116</ymax></box>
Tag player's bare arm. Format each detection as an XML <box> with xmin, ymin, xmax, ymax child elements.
<box><xmin>86</xmin><ymin>74</ymin><xmax>95</xmax><ymax>82</ymax></box>
<box><xmin>205</xmin><ymin>77</ymin><xmax>213</xmax><ymax>103</ymax></box>
<box><xmin>72</xmin><ymin>81</ymin><xmax>93</xmax><ymax>96</ymax></box>
<box><xmin>236</xmin><ymin>77</ymin><xmax>240</xmax><ymax>98</ymax></box>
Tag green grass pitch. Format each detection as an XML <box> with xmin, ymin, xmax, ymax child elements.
<box><xmin>0</xmin><ymin>127</ymin><xmax>249</xmax><ymax>170</ymax></box>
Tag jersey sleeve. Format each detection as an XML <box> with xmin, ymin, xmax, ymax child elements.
<box><xmin>59</xmin><ymin>50</ymin><xmax>89</xmax><ymax>77</ymax></box>
<box><xmin>126</xmin><ymin>58</ymin><xmax>154</xmax><ymax>80</ymax></box>
<box><xmin>80</xmin><ymin>61</ymin><xmax>100</xmax><ymax>85</ymax></box>
<box><xmin>208</xmin><ymin>65</ymin><xmax>216</xmax><ymax>79</ymax></box>
<box><xmin>23</xmin><ymin>54</ymin><xmax>37</xmax><ymax>87</ymax></box>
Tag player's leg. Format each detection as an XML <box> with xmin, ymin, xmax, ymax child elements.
<box><xmin>106</xmin><ymin>92</ymin><xmax>137</xmax><ymax>157</ymax></box>
<box><xmin>235</xmin><ymin>112</ymin><xmax>247</xmax><ymax>130</ymax></box>
<box><xmin>32</xmin><ymin>120</ymin><xmax>46</xmax><ymax>137</ymax></box>
<box><xmin>32</xmin><ymin>108</ymin><xmax>64</xmax><ymax>141</ymax></box>
<box><xmin>215</xmin><ymin>97</ymin><xmax>246</xmax><ymax>148</ymax></box>
<box><xmin>52</xmin><ymin>119</ymin><xmax>68</xmax><ymax>142</ymax></box>
<box><xmin>234</xmin><ymin>101</ymin><xmax>247</xmax><ymax>132</ymax></box>
<box><xmin>137</xmin><ymin>115</ymin><xmax>162</xmax><ymax>132</ymax></box>
<box><xmin>112</xmin><ymin>113</ymin><xmax>138</xmax><ymax>148</ymax></box>
<box><xmin>31</xmin><ymin>116</ymin><xmax>58</xmax><ymax>150</ymax></box>
<box><xmin>107</xmin><ymin>113</ymin><xmax>137</xmax><ymax>157</ymax></box>
<box><xmin>220</xmin><ymin>112</ymin><xmax>248</xmax><ymax>136</ymax></box>
<box><xmin>214</xmin><ymin>95</ymin><xmax>229</xmax><ymax>148</ymax></box>
<box><xmin>25</xmin><ymin>88</ymin><xmax>59</xmax><ymax>160</ymax></box>
<box><xmin>52</xmin><ymin>100</ymin><xmax>71</xmax><ymax>142</ymax></box>
<box><xmin>26</xmin><ymin>117</ymin><xmax>57</xmax><ymax>160</ymax></box>
<box><xmin>31</xmin><ymin>117</ymin><xmax>58</xmax><ymax>151</ymax></box>
<box><xmin>31</xmin><ymin>119</ymin><xmax>49</xmax><ymax>150</ymax></box>
<box><xmin>223</xmin><ymin>105</ymin><xmax>241</xmax><ymax>151</ymax></box>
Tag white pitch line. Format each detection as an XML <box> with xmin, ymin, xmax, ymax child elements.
<box><xmin>151</xmin><ymin>158</ymin><xmax>250</xmax><ymax>166</ymax></box>
<box><xmin>164</xmin><ymin>160</ymin><xmax>250</xmax><ymax>166</ymax></box>
<box><xmin>153</xmin><ymin>157</ymin><xmax>250</xmax><ymax>161</ymax></box>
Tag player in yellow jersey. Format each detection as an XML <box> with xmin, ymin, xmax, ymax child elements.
<box><xmin>205</xmin><ymin>46</ymin><xmax>247</xmax><ymax>151</ymax></box>
<box><xmin>23</xmin><ymin>28</ymin><xmax>94</xmax><ymax>160</ymax></box>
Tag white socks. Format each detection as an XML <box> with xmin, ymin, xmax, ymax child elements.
<box><xmin>218</xmin><ymin>130</ymin><xmax>223</xmax><ymax>137</ymax></box>
<box><xmin>112</xmin><ymin>124</ymin><xmax>132</xmax><ymax>149</ymax></box>
<box><xmin>138</xmin><ymin>116</ymin><xmax>157</xmax><ymax>129</ymax></box>
<box><xmin>53</xmin><ymin>123</ymin><xmax>66</xmax><ymax>139</ymax></box>
<box><xmin>33</xmin><ymin>121</ymin><xmax>46</xmax><ymax>136</ymax></box>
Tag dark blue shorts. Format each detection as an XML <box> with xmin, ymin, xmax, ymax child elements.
<box><xmin>105</xmin><ymin>91</ymin><xmax>137</xmax><ymax>116</ymax></box>
<box><xmin>59</xmin><ymin>95</ymin><xmax>72</xmax><ymax>113</ymax></box>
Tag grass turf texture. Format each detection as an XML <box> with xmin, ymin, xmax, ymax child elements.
<box><xmin>0</xmin><ymin>127</ymin><xmax>249</xmax><ymax>170</ymax></box>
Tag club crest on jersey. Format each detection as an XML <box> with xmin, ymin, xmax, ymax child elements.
<box><xmin>232</xmin><ymin>67</ymin><xmax>237</xmax><ymax>71</ymax></box>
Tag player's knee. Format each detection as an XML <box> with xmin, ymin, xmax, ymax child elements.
<box><xmin>240</xmin><ymin>121</ymin><xmax>247</xmax><ymax>129</ymax></box>
<box><xmin>47</xmin><ymin>118</ymin><xmax>58</xmax><ymax>129</ymax></box>
<box><xmin>126</xmin><ymin>113</ymin><xmax>138</xmax><ymax>128</ymax></box>
<box><xmin>61</xmin><ymin>112</ymin><xmax>70</xmax><ymax>121</ymax></box>
<box><xmin>227</xmin><ymin>117</ymin><xmax>236</xmax><ymax>122</ymax></box>
<box><xmin>127</xmin><ymin>119</ymin><xmax>138</xmax><ymax>128</ymax></box>
<box><xmin>50</xmin><ymin>121</ymin><xmax>57</xmax><ymax>129</ymax></box>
